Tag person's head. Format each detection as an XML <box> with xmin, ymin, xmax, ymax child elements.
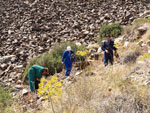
<box><xmin>42</xmin><ymin>67</ymin><xmax>49</xmax><ymax>76</ymax></box>
<box><xmin>106</xmin><ymin>35</ymin><xmax>111</xmax><ymax>41</ymax></box>
<box><xmin>67</xmin><ymin>46</ymin><xmax>71</xmax><ymax>52</ymax></box>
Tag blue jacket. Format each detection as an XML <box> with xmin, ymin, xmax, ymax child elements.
<box><xmin>62</xmin><ymin>50</ymin><xmax>76</xmax><ymax>66</ymax></box>
<box><xmin>101</xmin><ymin>40</ymin><xmax>117</xmax><ymax>55</ymax></box>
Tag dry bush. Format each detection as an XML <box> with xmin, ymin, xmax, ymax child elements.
<box><xmin>0</xmin><ymin>85</ymin><xmax>12</xmax><ymax>113</ymax></box>
<box><xmin>122</xmin><ymin>50</ymin><xmax>141</xmax><ymax>64</ymax></box>
<box><xmin>37</xmin><ymin>73</ymin><xmax>97</xmax><ymax>113</ymax></box>
<box><xmin>37</xmin><ymin>63</ymin><xmax>150</xmax><ymax>113</ymax></box>
<box><xmin>11</xmin><ymin>62</ymin><xmax>150</xmax><ymax>113</ymax></box>
<box><xmin>120</xmin><ymin>43</ymin><xmax>141</xmax><ymax>64</ymax></box>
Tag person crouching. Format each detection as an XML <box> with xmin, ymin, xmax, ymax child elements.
<box><xmin>28</xmin><ymin>65</ymin><xmax>49</xmax><ymax>92</ymax></box>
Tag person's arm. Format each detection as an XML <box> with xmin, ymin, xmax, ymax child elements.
<box><xmin>62</xmin><ymin>51</ymin><xmax>66</xmax><ymax>63</ymax></box>
<box><xmin>28</xmin><ymin>68</ymin><xmax>35</xmax><ymax>92</ymax></box>
<box><xmin>101</xmin><ymin>42</ymin><xmax>106</xmax><ymax>51</ymax></box>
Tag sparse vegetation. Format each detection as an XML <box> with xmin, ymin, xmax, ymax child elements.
<box><xmin>139</xmin><ymin>53</ymin><xmax>150</xmax><ymax>61</ymax></box>
<box><xmin>133</xmin><ymin>17</ymin><xmax>150</xmax><ymax>25</ymax></box>
<box><xmin>121</xmin><ymin>45</ymin><xmax>141</xmax><ymax>64</ymax></box>
<box><xmin>11</xmin><ymin>34</ymin><xmax>150</xmax><ymax>113</ymax></box>
<box><xmin>0</xmin><ymin>85</ymin><xmax>12</xmax><ymax>113</ymax></box>
<box><xmin>122</xmin><ymin>49</ymin><xmax>141</xmax><ymax>64</ymax></box>
<box><xmin>37</xmin><ymin>62</ymin><xmax>150</xmax><ymax>113</ymax></box>
<box><xmin>1</xmin><ymin>0</ymin><xmax>150</xmax><ymax>113</ymax></box>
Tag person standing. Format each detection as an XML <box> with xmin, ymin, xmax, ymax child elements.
<box><xmin>62</xmin><ymin>46</ymin><xmax>76</xmax><ymax>76</ymax></box>
<box><xmin>101</xmin><ymin>35</ymin><xmax>117</xmax><ymax>66</ymax></box>
<box><xmin>28</xmin><ymin>65</ymin><xmax>49</xmax><ymax>92</ymax></box>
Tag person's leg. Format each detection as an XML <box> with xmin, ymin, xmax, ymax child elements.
<box><xmin>65</xmin><ymin>67</ymin><xmax>72</xmax><ymax>76</ymax></box>
<box><xmin>65</xmin><ymin>64</ymin><xmax>72</xmax><ymax>76</ymax></box>
<box><xmin>109</xmin><ymin>53</ymin><xmax>114</xmax><ymax>65</ymax></box>
<box><xmin>104</xmin><ymin>53</ymin><xmax>108</xmax><ymax>66</ymax></box>
<box><xmin>28</xmin><ymin>68</ymin><xmax>35</xmax><ymax>92</ymax></box>
<box><xmin>35</xmin><ymin>80</ymin><xmax>40</xmax><ymax>90</ymax></box>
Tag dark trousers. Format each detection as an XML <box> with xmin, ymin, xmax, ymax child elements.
<box><xmin>35</xmin><ymin>80</ymin><xmax>40</xmax><ymax>90</ymax></box>
<box><xmin>65</xmin><ymin>63</ymin><xmax>72</xmax><ymax>76</ymax></box>
<box><xmin>104</xmin><ymin>52</ymin><xmax>113</xmax><ymax>66</ymax></box>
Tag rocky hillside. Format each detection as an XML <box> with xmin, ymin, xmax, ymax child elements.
<box><xmin>0</xmin><ymin>0</ymin><xmax>150</xmax><ymax>96</ymax></box>
<box><xmin>8</xmin><ymin>23</ymin><xmax>150</xmax><ymax>113</ymax></box>
<box><xmin>0</xmin><ymin>1</ymin><xmax>150</xmax><ymax>112</ymax></box>
<box><xmin>1</xmin><ymin>0</ymin><xmax>150</xmax><ymax>63</ymax></box>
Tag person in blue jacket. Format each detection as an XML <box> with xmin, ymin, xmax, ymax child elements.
<box><xmin>101</xmin><ymin>35</ymin><xmax>117</xmax><ymax>66</ymax></box>
<box><xmin>28</xmin><ymin>65</ymin><xmax>49</xmax><ymax>92</ymax></box>
<box><xmin>62</xmin><ymin>46</ymin><xmax>76</xmax><ymax>76</ymax></box>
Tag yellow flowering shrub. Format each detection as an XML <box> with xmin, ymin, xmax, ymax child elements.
<box><xmin>139</xmin><ymin>53</ymin><xmax>150</xmax><ymax>61</ymax></box>
<box><xmin>76</xmin><ymin>50</ymin><xmax>89</xmax><ymax>69</ymax></box>
<box><xmin>76</xmin><ymin>50</ymin><xmax>88</xmax><ymax>56</ymax></box>
<box><xmin>114</xmin><ymin>41</ymin><xmax>122</xmax><ymax>48</ymax></box>
<box><xmin>38</xmin><ymin>76</ymin><xmax>62</xmax><ymax>100</ymax></box>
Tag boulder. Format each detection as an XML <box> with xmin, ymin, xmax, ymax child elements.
<box><xmin>0</xmin><ymin>63</ymin><xmax>8</xmax><ymax>70</ymax></box>
<box><xmin>129</xmin><ymin>26</ymin><xmax>147</xmax><ymax>41</ymax></box>
<box><xmin>15</xmin><ymin>85</ymin><xmax>23</xmax><ymax>89</ymax></box>
<box><xmin>0</xmin><ymin>55</ymin><xmax>16</xmax><ymax>63</ymax></box>
<box><xmin>22</xmin><ymin>89</ymin><xmax>29</xmax><ymax>95</ymax></box>
<box><xmin>75</xmin><ymin>71</ymin><xmax>83</xmax><ymax>76</ymax></box>
<box><xmin>97</xmin><ymin>47</ymin><xmax>102</xmax><ymax>54</ymax></box>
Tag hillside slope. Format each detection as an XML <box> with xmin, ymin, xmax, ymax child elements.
<box><xmin>10</xmin><ymin>23</ymin><xmax>150</xmax><ymax>113</ymax></box>
<box><xmin>1</xmin><ymin>0</ymin><xmax>150</xmax><ymax>89</ymax></box>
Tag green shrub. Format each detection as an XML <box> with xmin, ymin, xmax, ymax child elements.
<box><xmin>99</xmin><ymin>23</ymin><xmax>122</xmax><ymax>43</ymax></box>
<box><xmin>0</xmin><ymin>85</ymin><xmax>12</xmax><ymax>113</ymax></box>
<box><xmin>23</xmin><ymin>42</ymin><xmax>85</xmax><ymax>80</ymax></box>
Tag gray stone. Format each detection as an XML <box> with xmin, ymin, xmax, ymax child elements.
<box><xmin>97</xmin><ymin>47</ymin><xmax>102</xmax><ymax>54</ymax></box>
<box><xmin>0</xmin><ymin>64</ymin><xmax>8</xmax><ymax>70</ymax></box>
<box><xmin>75</xmin><ymin>71</ymin><xmax>83</xmax><ymax>76</ymax></box>
<box><xmin>16</xmin><ymin>80</ymin><xmax>22</xmax><ymax>84</ymax></box>
<box><xmin>15</xmin><ymin>65</ymin><xmax>23</xmax><ymax>69</ymax></box>
<box><xmin>0</xmin><ymin>55</ymin><xmax>15</xmax><ymax>63</ymax></box>
<box><xmin>15</xmin><ymin>85</ymin><xmax>23</xmax><ymax>89</ymax></box>
<box><xmin>137</xmin><ymin>26</ymin><xmax>147</xmax><ymax>33</ymax></box>
<box><xmin>22</xmin><ymin>89</ymin><xmax>29</xmax><ymax>95</ymax></box>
